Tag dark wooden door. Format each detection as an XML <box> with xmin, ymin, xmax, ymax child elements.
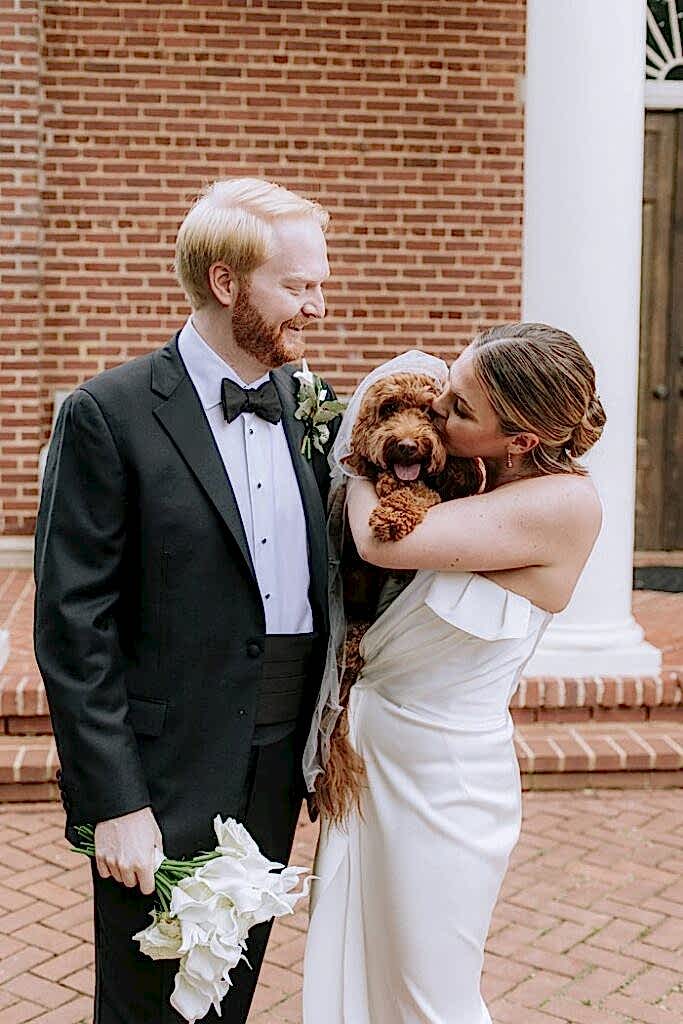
<box><xmin>636</xmin><ymin>111</ymin><xmax>683</xmax><ymax>551</ymax></box>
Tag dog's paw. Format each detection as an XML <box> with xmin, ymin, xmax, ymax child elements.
<box><xmin>369</xmin><ymin>504</ymin><xmax>421</xmax><ymax>541</ymax></box>
<box><xmin>375</xmin><ymin>472</ymin><xmax>400</xmax><ymax>498</ymax></box>
<box><xmin>369</xmin><ymin>486</ymin><xmax>441</xmax><ymax>542</ymax></box>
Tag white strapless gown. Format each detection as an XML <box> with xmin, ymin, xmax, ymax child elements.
<box><xmin>303</xmin><ymin>570</ymin><xmax>552</xmax><ymax>1024</ymax></box>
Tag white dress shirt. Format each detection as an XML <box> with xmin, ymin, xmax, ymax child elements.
<box><xmin>177</xmin><ymin>318</ymin><xmax>313</xmax><ymax>634</ymax></box>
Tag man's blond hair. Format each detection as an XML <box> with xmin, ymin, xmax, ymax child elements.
<box><xmin>174</xmin><ymin>178</ymin><xmax>330</xmax><ymax>309</ymax></box>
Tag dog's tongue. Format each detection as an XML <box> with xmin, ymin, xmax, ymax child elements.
<box><xmin>394</xmin><ymin>462</ymin><xmax>421</xmax><ymax>482</ymax></box>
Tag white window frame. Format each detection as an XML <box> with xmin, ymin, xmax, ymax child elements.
<box><xmin>645</xmin><ymin>80</ymin><xmax>683</xmax><ymax>108</ymax></box>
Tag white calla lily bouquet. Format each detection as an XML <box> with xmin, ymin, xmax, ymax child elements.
<box><xmin>73</xmin><ymin>816</ymin><xmax>312</xmax><ymax>1023</ymax></box>
<box><xmin>293</xmin><ymin>359</ymin><xmax>346</xmax><ymax>459</ymax></box>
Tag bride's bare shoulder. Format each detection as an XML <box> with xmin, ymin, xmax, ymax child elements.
<box><xmin>519</xmin><ymin>472</ymin><xmax>603</xmax><ymax>540</ymax></box>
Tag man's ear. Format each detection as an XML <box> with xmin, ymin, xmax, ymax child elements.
<box><xmin>208</xmin><ymin>262</ymin><xmax>240</xmax><ymax>308</ymax></box>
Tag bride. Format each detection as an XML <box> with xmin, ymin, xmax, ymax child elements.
<box><xmin>302</xmin><ymin>322</ymin><xmax>605</xmax><ymax>1023</ymax></box>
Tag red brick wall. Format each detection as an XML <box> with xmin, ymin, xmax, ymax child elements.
<box><xmin>0</xmin><ymin>0</ymin><xmax>43</xmax><ymax>535</ymax></box>
<box><xmin>2</xmin><ymin>0</ymin><xmax>526</xmax><ymax>535</ymax></box>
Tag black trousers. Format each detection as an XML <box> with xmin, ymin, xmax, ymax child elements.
<box><xmin>91</xmin><ymin>730</ymin><xmax>304</xmax><ymax>1023</ymax></box>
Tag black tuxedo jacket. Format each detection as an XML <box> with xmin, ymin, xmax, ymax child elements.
<box><xmin>34</xmin><ymin>334</ymin><xmax>337</xmax><ymax>856</ymax></box>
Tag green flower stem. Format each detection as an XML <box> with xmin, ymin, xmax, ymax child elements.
<box><xmin>162</xmin><ymin>853</ymin><xmax>219</xmax><ymax>868</ymax></box>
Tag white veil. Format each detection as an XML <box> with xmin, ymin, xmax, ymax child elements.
<box><xmin>302</xmin><ymin>350</ymin><xmax>450</xmax><ymax>794</ymax></box>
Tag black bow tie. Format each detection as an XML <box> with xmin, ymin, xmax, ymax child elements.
<box><xmin>221</xmin><ymin>378</ymin><xmax>283</xmax><ymax>425</ymax></box>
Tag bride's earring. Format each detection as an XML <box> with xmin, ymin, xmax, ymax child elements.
<box><xmin>506</xmin><ymin>450</ymin><xmax>513</xmax><ymax>469</ymax></box>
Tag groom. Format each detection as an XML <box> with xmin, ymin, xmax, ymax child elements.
<box><xmin>34</xmin><ymin>178</ymin><xmax>337</xmax><ymax>1022</ymax></box>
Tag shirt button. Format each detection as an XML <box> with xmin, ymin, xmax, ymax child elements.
<box><xmin>247</xmin><ymin>642</ymin><xmax>261</xmax><ymax>658</ymax></box>
<box><xmin>261</xmin><ymin>538</ymin><xmax>267</xmax><ymax>544</ymax></box>
<box><xmin>257</xmin><ymin>483</ymin><xmax>262</xmax><ymax>489</ymax></box>
<box><xmin>249</xmin><ymin>428</ymin><xmax>254</xmax><ymax>435</ymax></box>
<box><xmin>265</xmin><ymin>593</ymin><xmax>271</xmax><ymax>600</ymax></box>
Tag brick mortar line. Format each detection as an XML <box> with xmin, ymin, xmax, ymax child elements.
<box><xmin>12</xmin><ymin>745</ymin><xmax>25</xmax><ymax>783</ymax></box>
<box><xmin>45</xmin><ymin>739</ymin><xmax>57</xmax><ymax>780</ymax></box>
<box><xmin>514</xmin><ymin>732</ymin><xmax>535</xmax><ymax>772</ymax></box>
<box><xmin>545</xmin><ymin>736</ymin><xmax>565</xmax><ymax>770</ymax></box>
<box><xmin>661</xmin><ymin>733</ymin><xmax>683</xmax><ymax>761</ymax></box>
<box><xmin>594</xmin><ymin>676</ymin><xmax>606</xmax><ymax>704</ymax></box>
<box><xmin>601</xmin><ymin>734</ymin><xmax>627</xmax><ymax>768</ymax></box>
<box><xmin>625</xmin><ymin>726</ymin><xmax>657</xmax><ymax>768</ymax></box>
<box><xmin>516</xmin><ymin>678</ymin><xmax>526</xmax><ymax>707</ymax></box>
<box><xmin>16</xmin><ymin>675</ymin><xmax>27</xmax><ymax>716</ymax></box>
<box><xmin>568</xmin><ymin>727</ymin><xmax>597</xmax><ymax>769</ymax></box>
<box><xmin>576</xmin><ymin>676</ymin><xmax>586</xmax><ymax>707</ymax></box>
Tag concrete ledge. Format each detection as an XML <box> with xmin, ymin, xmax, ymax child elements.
<box><xmin>0</xmin><ymin>537</ymin><xmax>34</xmax><ymax>570</ymax></box>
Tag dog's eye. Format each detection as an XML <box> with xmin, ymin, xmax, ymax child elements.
<box><xmin>380</xmin><ymin>400</ymin><xmax>400</xmax><ymax>417</ymax></box>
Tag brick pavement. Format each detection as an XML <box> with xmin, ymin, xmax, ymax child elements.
<box><xmin>1</xmin><ymin>792</ymin><xmax>682</xmax><ymax>1024</ymax></box>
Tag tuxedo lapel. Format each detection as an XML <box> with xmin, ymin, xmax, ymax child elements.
<box><xmin>151</xmin><ymin>336</ymin><xmax>257</xmax><ymax>583</ymax></box>
<box><xmin>271</xmin><ymin>367</ymin><xmax>329</xmax><ymax>630</ymax></box>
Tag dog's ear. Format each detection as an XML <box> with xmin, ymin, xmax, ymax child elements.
<box><xmin>417</xmin><ymin>379</ymin><xmax>442</xmax><ymax>406</ymax></box>
<box><xmin>433</xmin><ymin>457</ymin><xmax>483</xmax><ymax>500</ymax></box>
<box><xmin>343</xmin><ymin>451</ymin><xmax>375</xmax><ymax>479</ymax></box>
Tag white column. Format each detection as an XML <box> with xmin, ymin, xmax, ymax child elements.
<box><xmin>523</xmin><ymin>0</ymin><xmax>661</xmax><ymax>676</ymax></box>
<box><xmin>0</xmin><ymin>631</ymin><xmax>8</xmax><ymax>672</ymax></box>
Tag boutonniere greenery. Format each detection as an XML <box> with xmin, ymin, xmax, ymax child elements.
<box><xmin>293</xmin><ymin>359</ymin><xmax>346</xmax><ymax>459</ymax></box>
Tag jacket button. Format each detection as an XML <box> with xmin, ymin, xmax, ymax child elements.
<box><xmin>238</xmin><ymin>708</ymin><xmax>246</xmax><ymax>717</ymax></box>
<box><xmin>247</xmin><ymin>642</ymin><xmax>261</xmax><ymax>658</ymax></box>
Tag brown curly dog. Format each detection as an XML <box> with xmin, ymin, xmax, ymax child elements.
<box><xmin>314</xmin><ymin>372</ymin><xmax>484</xmax><ymax>825</ymax></box>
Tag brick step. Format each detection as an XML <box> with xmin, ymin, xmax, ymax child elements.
<box><xmin>510</xmin><ymin>669</ymin><xmax>683</xmax><ymax>722</ymax></box>
<box><xmin>516</xmin><ymin>721</ymin><xmax>683</xmax><ymax>789</ymax></box>
<box><xmin>3</xmin><ymin>669</ymin><xmax>683</xmax><ymax>736</ymax></box>
<box><xmin>0</xmin><ymin>672</ymin><xmax>51</xmax><ymax>733</ymax></box>
<box><xmin>2</xmin><ymin>723</ymin><xmax>683</xmax><ymax>803</ymax></box>
<box><xmin>0</xmin><ymin>735</ymin><xmax>58</xmax><ymax>801</ymax></box>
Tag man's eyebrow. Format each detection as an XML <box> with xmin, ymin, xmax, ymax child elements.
<box><xmin>283</xmin><ymin>271</ymin><xmax>330</xmax><ymax>283</ymax></box>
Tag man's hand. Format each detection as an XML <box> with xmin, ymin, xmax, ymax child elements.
<box><xmin>94</xmin><ymin>806</ymin><xmax>163</xmax><ymax>895</ymax></box>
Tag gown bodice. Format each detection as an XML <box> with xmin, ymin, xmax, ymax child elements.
<box><xmin>357</xmin><ymin>569</ymin><xmax>553</xmax><ymax>732</ymax></box>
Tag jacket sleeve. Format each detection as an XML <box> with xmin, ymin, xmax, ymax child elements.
<box><xmin>34</xmin><ymin>388</ymin><xmax>151</xmax><ymax>825</ymax></box>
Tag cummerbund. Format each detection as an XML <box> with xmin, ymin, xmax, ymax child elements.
<box><xmin>255</xmin><ymin>632</ymin><xmax>317</xmax><ymax>727</ymax></box>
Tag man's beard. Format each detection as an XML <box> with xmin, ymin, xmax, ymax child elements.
<box><xmin>232</xmin><ymin>285</ymin><xmax>307</xmax><ymax>368</ymax></box>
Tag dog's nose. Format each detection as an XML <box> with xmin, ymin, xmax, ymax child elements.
<box><xmin>396</xmin><ymin>440</ymin><xmax>418</xmax><ymax>458</ymax></box>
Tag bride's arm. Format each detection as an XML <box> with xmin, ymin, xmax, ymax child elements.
<box><xmin>346</xmin><ymin>476</ymin><xmax>598</xmax><ymax>573</ymax></box>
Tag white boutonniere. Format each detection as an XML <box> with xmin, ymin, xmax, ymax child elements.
<box><xmin>293</xmin><ymin>359</ymin><xmax>345</xmax><ymax>459</ymax></box>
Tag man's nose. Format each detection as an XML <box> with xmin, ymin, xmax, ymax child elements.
<box><xmin>302</xmin><ymin>287</ymin><xmax>325</xmax><ymax>320</ymax></box>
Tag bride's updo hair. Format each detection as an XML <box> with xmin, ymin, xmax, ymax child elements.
<box><xmin>471</xmin><ymin>322</ymin><xmax>606</xmax><ymax>475</ymax></box>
